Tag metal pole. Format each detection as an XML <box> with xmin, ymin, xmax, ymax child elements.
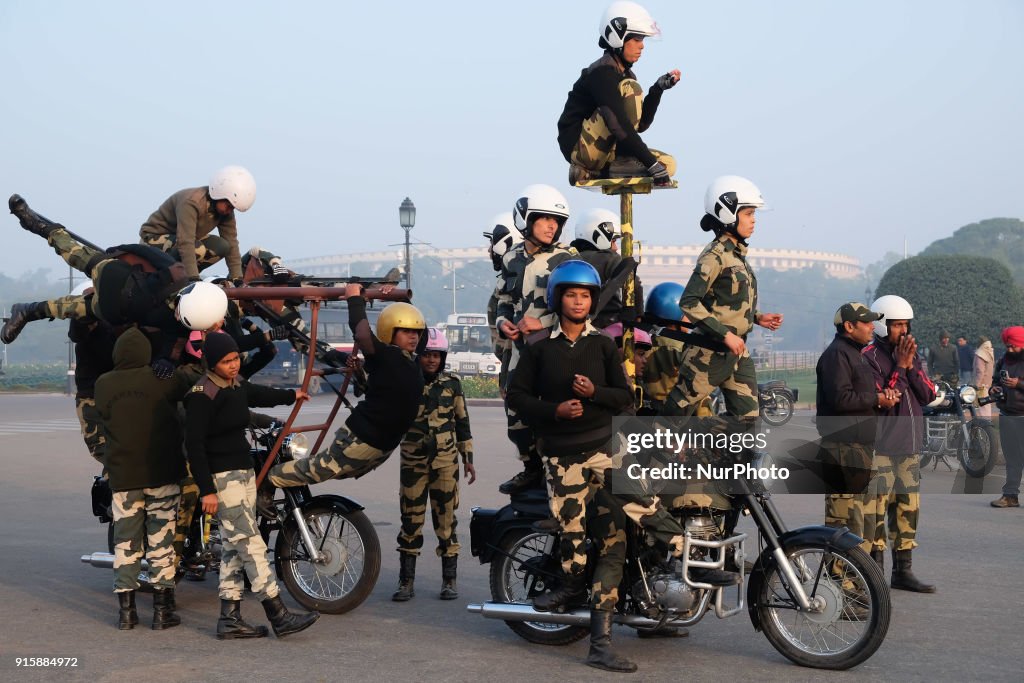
<box><xmin>620</xmin><ymin>192</ymin><xmax>635</xmax><ymax>376</ymax></box>
<box><xmin>404</xmin><ymin>227</ymin><xmax>412</xmax><ymax>291</ymax></box>
<box><xmin>451</xmin><ymin>268</ymin><xmax>457</xmax><ymax>315</ymax></box>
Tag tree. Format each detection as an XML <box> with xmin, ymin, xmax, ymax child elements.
<box><xmin>875</xmin><ymin>255</ymin><xmax>1024</xmax><ymax>347</ymax></box>
<box><xmin>920</xmin><ymin>218</ymin><xmax>1024</xmax><ymax>285</ymax></box>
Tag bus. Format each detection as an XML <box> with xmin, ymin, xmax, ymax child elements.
<box><xmin>440</xmin><ymin>313</ymin><xmax>500</xmax><ymax>378</ymax></box>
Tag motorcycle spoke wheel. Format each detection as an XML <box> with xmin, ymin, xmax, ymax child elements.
<box><xmin>276</xmin><ymin>503</ymin><xmax>380</xmax><ymax>614</ymax></box>
<box><xmin>756</xmin><ymin>545</ymin><xmax>890</xmax><ymax>670</ymax></box>
<box><xmin>958</xmin><ymin>422</ymin><xmax>997</xmax><ymax>478</ymax></box>
<box><xmin>760</xmin><ymin>392</ymin><xmax>794</xmax><ymax>427</ymax></box>
<box><xmin>488</xmin><ymin>529</ymin><xmax>588</xmax><ymax>645</ymax></box>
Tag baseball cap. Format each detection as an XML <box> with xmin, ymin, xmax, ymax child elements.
<box><xmin>834</xmin><ymin>302</ymin><xmax>883</xmax><ymax>326</ymax></box>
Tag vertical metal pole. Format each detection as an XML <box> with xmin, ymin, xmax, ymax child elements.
<box><xmin>404</xmin><ymin>228</ymin><xmax>412</xmax><ymax>291</ymax></box>
<box><xmin>66</xmin><ymin>264</ymin><xmax>75</xmax><ymax>395</ymax></box>
<box><xmin>451</xmin><ymin>268</ymin><xmax>457</xmax><ymax>315</ymax></box>
<box><xmin>620</xmin><ymin>192</ymin><xmax>635</xmax><ymax>376</ymax></box>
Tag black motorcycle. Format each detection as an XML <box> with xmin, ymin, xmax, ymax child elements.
<box><xmin>81</xmin><ymin>421</ymin><xmax>381</xmax><ymax>614</ymax></box>
<box><xmin>468</xmin><ymin>457</ymin><xmax>890</xmax><ymax>671</ymax></box>
<box><xmin>921</xmin><ymin>381</ymin><xmax>999</xmax><ymax>478</ymax></box>
<box><xmin>711</xmin><ymin>380</ymin><xmax>797</xmax><ymax>427</ymax></box>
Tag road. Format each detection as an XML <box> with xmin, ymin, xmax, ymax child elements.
<box><xmin>0</xmin><ymin>394</ymin><xmax>1019</xmax><ymax>682</ymax></box>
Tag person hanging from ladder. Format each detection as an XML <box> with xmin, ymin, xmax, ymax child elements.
<box><xmin>557</xmin><ymin>1</ymin><xmax>680</xmax><ymax>186</ymax></box>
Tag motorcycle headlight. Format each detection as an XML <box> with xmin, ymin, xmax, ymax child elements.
<box><xmin>283</xmin><ymin>432</ymin><xmax>310</xmax><ymax>459</ymax></box>
<box><xmin>959</xmin><ymin>386</ymin><xmax>977</xmax><ymax>405</ymax></box>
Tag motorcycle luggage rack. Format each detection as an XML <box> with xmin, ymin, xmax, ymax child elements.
<box><xmin>680</xmin><ymin>531</ymin><xmax>747</xmax><ymax>618</ymax></box>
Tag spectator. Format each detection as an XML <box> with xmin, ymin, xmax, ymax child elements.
<box><xmin>991</xmin><ymin>326</ymin><xmax>1024</xmax><ymax>508</ymax></box>
<box><xmin>927</xmin><ymin>331</ymin><xmax>959</xmax><ymax>384</ymax></box>
<box><xmin>974</xmin><ymin>336</ymin><xmax>995</xmax><ymax>419</ymax></box>
<box><xmin>957</xmin><ymin>336</ymin><xmax>975</xmax><ymax>386</ymax></box>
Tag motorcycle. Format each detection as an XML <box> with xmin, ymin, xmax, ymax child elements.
<box><xmin>81</xmin><ymin>421</ymin><xmax>381</xmax><ymax>614</ymax></box>
<box><xmin>711</xmin><ymin>380</ymin><xmax>797</xmax><ymax>427</ymax></box>
<box><xmin>921</xmin><ymin>381</ymin><xmax>999</xmax><ymax>478</ymax></box>
<box><xmin>468</xmin><ymin>455</ymin><xmax>891</xmax><ymax>671</ymax></box>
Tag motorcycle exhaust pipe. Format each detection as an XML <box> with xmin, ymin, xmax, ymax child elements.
<box><xmin>80</xmin><ymin>552</ymin><xmax>150</xmax><ymax>570</ymax></box>
<box><xmin>467</xmin><ymin>602</ymin><xmax>674</xmax><ymax>629</ymax></box>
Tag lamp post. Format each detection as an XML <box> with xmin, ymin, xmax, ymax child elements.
<box><xmin>399</xmin><ymin>197</ymin><xmax>416</xmax><ymax>290</ymax></box>
<box><xmin>443</xmin><ymin>267</ymin><xmax>465</xmax><ymax>316</ymax></box>
<box><xmin>864</xmin><ymin>284</ymin><xmax>873</xmax><ymax>305</ymax></box>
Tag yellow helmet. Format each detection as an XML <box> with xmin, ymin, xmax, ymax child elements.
<box><xmin>376</xmin><ymin>302</ymin><xmax>426</xmax><ymax>344</ymax></box>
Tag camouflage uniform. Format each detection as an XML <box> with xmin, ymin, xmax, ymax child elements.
<box><xmin>75</xmin><ymin>397</ymin><xmax>106</xmax><ymax>466</ymax></box>
<box><xmin>494</xmin><ymin>241</ymin><xmax>576</xmax><ymax>465</ymax></box>
<box><xmin>821</xmin><ymin>441</ymin><xmax>875</xmax><ymax>541</ymax></box>
<box><xmin>666</xmin><ymin>235</ymin><xmax>760</xmax><ymax>419</ymax></box>
<box><xmin>139</xmin><ymin>186</ymin><xmax>242</xmax><ymax>280</ymax></box>
<box><xmin>570</xmin><ymin>79</ymin><xmax>676</xmax><ymax>179</ymax></box>
<box><xmin>587</xmin><ymin>488</ymin><xmax>629</xmax><ymax>611</ymax></box>
<box><xmin>212</xmin><ymin>470</ymin><xmax>280</xmax><ymax>601</ymax></box>
<box><xmin>112</xmin><ymin>484</ymin><xmax>180</xmax><ymax>591</ymax></box>
<box><xmin>860</xmin><ymin>454</ymin><xmax>922</xmax><ymax>552</ymax></box>
<box><xmin>643</xmin><ymin>329</ymin><xmax>687</xmax><ymax>405</ymax></box>
<box><xmin>487</xmin><ymin>288</ymin><xmax>513</xmax><ymax>389</ymax></box>
<box><xmin>397</xmin><ymin>373</ymin><xmax>473</xmax><ymax>557</ymax></box>
<box><xmin>269</xmin><ymin>426</ymin><xmax>390</xmax><ymax>486</ymax></box>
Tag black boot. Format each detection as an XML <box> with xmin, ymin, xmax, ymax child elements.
<box><xmin>585</xmin><ymin>609</ymin><xmax>637</xmax><ymax>673</ymax></box>
<box><xmin>152</xmin><ymin>588</ymin><xmax>181</xmax><ymax>630</ymax></box>
<box><xmin>261</xmin><ymin>595</ymin><xmax>319</xmax><ymax>637</ymax></box>
<box><xmin>891</xmin><ymin>549</ymin><xmax>936</xmax><ymax>593</ymax></box>
<box><xmin>392</xmin><ymin>553</ymin><xmax>416</xmax><ymax>602</ymax></box>
<box><xmin>1</xmin><ymin>301</ymin><xmax>52</xmax><ymax>344</ymax></box>
<box><xmin>870</xmin><ymin>548</ymin><xmax>885</xmax><ymax>573</ymax></box>
<box><xmin>533</xmin><ymin>573</ymin><xmax>587</xmax><ymax>613</ymax></box>
<box><xmin>117</xmin><ymin>591</ymin><xmax>137</xmax><ymax>631</ymax></box>
<box><xmin>605</xmin><ymin>156</ymin><xmax>648</xmax><ymax>179</ymax></box>
<box><xmin>440</xmin><ymin>555</ymin><xmax>458</xmax><ymax>600</ymax></box>
<box><xmin>498</xmin><ymin>466</ymin><xmax>543</xmax><ymax>495</ymax></box>
<box><xmin>217</xmin><ymin>599</ymin><xmax>269</xmax><ymax>640</ymax></box>
<box><xmin>8</xmin><ymin>194</ymin><xmax>61</xmax><ymax>239</ymax></box>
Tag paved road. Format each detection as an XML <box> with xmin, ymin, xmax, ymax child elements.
<box><xmin>0</xmin><ymin>394</ymin><xmax>1019</xmax><ymax>682</ymax></box>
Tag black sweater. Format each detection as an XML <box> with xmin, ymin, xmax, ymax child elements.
<box><xmin>184</xmin><ymin>373</ymin><xmax>296</xmax><ymax>496</ymax></box>
<box><xmin>556</xmin><ymin>53</ymin><xmax>665</xmax><ymax>167</ymax></box>
<box><xmin>344</xmin><ymin>296</ymin><xmax>425</xmax><ymax>451</ymax></box>
<box><xmin>815</xmin><ymin>334</ymin><xmax>877</xmax><ymax>445</ymax></box>
<box><xmin>507</xmin><ymin>325</ymin><xmax>632</xmax><ymax>456</ymax></box>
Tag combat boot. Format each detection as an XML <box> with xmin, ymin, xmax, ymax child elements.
<box><xmin>585</xmin><ymin>609</ymin><xmax>637</xmax><ymax>673</ymax></box>
<box><xmin>1</xmin><ymin>301</ymin><xmax>52</xmax><ymax>344</ymax></box>
<box><xmin>261</xmin><ymin>595</ymin><xmax>319</xmax><ymax>638</ymax></box>
<box><xmin>891</xmin><ymin>549</ymin><xmax>936</xmax><ymax>593</ymax></box>
<box><xmin>605</xmin><ymin>156</ymin><xmax>648</xmax><ymax>179</ymax></box>
<box><xmin>498</xmin><ymin>466</ymin><xmax>543</xmax><ymax>495</ymax></box>
<box><xmin>117</xmin><ymin>591</ymin><xmax>137</xmax><ymax>630</ymax></box>
<box><xmin>440</xmin><ymin>555</ymin><xmax>458</xmax><ymax>600</ymax></box>
<box><xmin>216</xmin><ymin>599</ymin><xmax>269</xmax><ymax>640</ymax></box>
<box><xmin>533</xmin><ymin>573</ymin><xmax>587</xmax><ymax>613</ymax></box>
<box><xmin>392</xmin><ymin>553</ymin><xmax>416</xmax><ymax>602</ymax></box>
<box><xmin>152</xmin><ymin>588</ymin><xmax>181</xmax><ymax>630</ymax></box>
<box><xmin>870</xmin><ymin>548</ymin><xmax>885</xmax><ymax>573</ymax></box>
<box><xmin>8</xmin><ymin>194</ymin><xmax>61</xmax><ymax>239</ymax></box>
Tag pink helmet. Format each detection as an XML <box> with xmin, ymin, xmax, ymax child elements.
<box><xmin>602</xmin><ymin>322</ymin><xmax>652</xmax><ymax>349</ymax></box>
<box><xmin>185</xmin><ymin>330</ymin><xmax>204</xmax><ymax>359</ymax></box>
<box><xmin>424</xmin><ymin>327</ymin><xmax>449</xmax><ymax>353</ymax></box>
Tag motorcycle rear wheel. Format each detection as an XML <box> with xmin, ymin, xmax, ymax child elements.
<box><xmin>488</xmin><ymin>528</ymin><xmax>588</xmax><ymax>646</ymax></box>
<box><xmin>755</xmin><ymin>544</ymin><xmax>890</xmax><ymax>670</ymax></box>
<box><xmin>956</xmin><ymin>421</ymin><xmax>998</xmax><ymax>478</ymax></box>
<box><xmin>760</xmin><ymin>391</ymin><xmax>794</xmax><ymax>427</ymax></box>
<box><xmin>275</xmin><ymin>500</ymin><xmax>380</xmax><ymax>614</ymax></box>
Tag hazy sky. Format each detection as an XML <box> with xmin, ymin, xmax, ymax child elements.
<box><xmin>1</xmin><ymin>0</ymin><xmax>1021</xmax><ymax>280</ymax></box>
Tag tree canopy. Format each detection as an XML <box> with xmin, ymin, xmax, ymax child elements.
<box><xmin>920</xmin><ymin>218</ymin><xmax>1024</xmax><ymax>285</ymax></box>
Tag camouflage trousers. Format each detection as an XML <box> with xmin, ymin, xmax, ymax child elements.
<box><xmin>665</xmin><ymin>347</ymin><xmax>759</xmax><ymax>419</ymax></box>
<box><xmin>112</xmin><ymin>483</ymin><xmax>180</xmax><ymax>592</ymax></box>
<box><xmin>861</xmin><ymin>453</ymin><xmax>921</xmax><ymax>553</ymax></box>
<box><xmin>213</xmin><ymin>469</ymin><xmax>279</xmax><ymax>601</ymax></box>
<box><xmin>141</xmin><ymin>232</ymin><xmax>230</xmax><ymax>273</ymax></box>
<box><xmin>269</xmin><ymin>425</ymin><xmax>391</xmax><ymax>486</ymax></box>
<box><xmin>569</xmin><ymin>78</ymin><xmax>676</xmax><ymax>179</ymax></box>
<box><xmin>504</xmin><ymin>366</ymin><xmax>540</xmax><ymax>467</ymax></box>
<box><xmin>75</xmin><ymin>397</ymin><xmax>106</xmax><ymax>466</ymax></box>
<box><xmin>396</xmin><ymin>451</ymin><xmax>460</xmax><ymax>557</ymax></box>
<box><xmin>821</xmin><ymin>441</ymin><xmax>876</xmax><ymax>542</ymax></box>
<box><xmin>588</xmin><ymin>487</ymin><xmax>629</xmax><ymax>611</ymax></box>
<box><xmin>174</xmin><ymin>470</ymin><xmax>200</xmax><ymax>560</ymax></box>
<box><xmin>40</xmin><ymin>228</ymin><xmax>128</xmax><ymax>321</ymax></box>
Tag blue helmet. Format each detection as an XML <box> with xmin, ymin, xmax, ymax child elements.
<box><xmin>546</xmin><ymin>260</ymin><xmax>602</xmax><ymax>315</ymax></box>
<box><xmin>645</xmin><ymin>282</ymin><xmax>685</xmax><ymax>322</ymax></box>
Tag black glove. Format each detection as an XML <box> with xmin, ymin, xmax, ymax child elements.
<box><xmin>151</xmin><ymin>358</ymin><xmax>175</xmax><ymax>380</ymax></box>
<box><xmin>656</xmin><ymin>72</ymin><xmax>679</xmax><ymax>90</ymax></box>
<box><xmin>271</xmin><ymin>263</ymin><xmax>290</xmax><ymax>283</ymax></box>
<box><xmin>269</xmin><ymin>325</ymin><xmax>290</xmax><ymax>341</ymax></box>
<box><xmin>231</xmin><ymin>278</ymin><xmax>244</xmax><ymax>287</ymax></box>
<box><xmin>648</xmin><ymin>161</ymin><xmax>671</xmax><ymax>184</ymax></box>
<box><xmin>241</xmin><ymin>317</ymin><xmax>259</xmax><ymax>333</ymax></box>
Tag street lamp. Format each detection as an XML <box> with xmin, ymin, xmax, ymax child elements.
<box><xmin>443</xmin><ymin>267</ymin><xmax>465</xmax><ymax>316</ymax></box>
<box><xmin>399</xmin><ymin>197</ymin><xmax>416</xmax><ymax>290</ymax></box>
<box><xmin>864</xmin><ymin>284</ymin><xmax>873</xmax><ymax>304</ymax></box>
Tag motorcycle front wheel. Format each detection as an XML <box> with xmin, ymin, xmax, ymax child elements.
<box><xmin>761</xmin><ymin>390</ymin><xmax>794</xmax><ymax>427</ymax></box>
<box><xmin>275</xmin><ymin>500</ymin><xmax>381</xmax><ymax>614</ymax></box>
<box><xmin>488</xmin><ymin>528</ymin><xmax>588</xmax><ymax>646</ymax></box>
<box><xmin>755</xmin><ymin>544</ymin><xmax>890</xmax><ymax>670</ymax></box>
<box><xmin>957</xmin><ymin>421</ymin><xmax>998</xmax><ymax>478</ymax></box>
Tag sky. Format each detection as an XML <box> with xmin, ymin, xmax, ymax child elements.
<box><xmin>0</xmin><ymin>0</ymin><xmax>1021</xmax><ymax>281</ymax></box>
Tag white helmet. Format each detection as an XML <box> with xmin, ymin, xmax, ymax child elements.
<box><xmin>870</xmin><ymin>295</ymin><xmax>914</xmax><ymax>338</ymax></box>
<box><xmin>599</xmin><ymin>1</ymin><xmax>660</xmax><ymax>50</ymax></box>
<box><xmin>209</xmin><ymin>165</ymin><xmax>256</xmax><ymax>212</ymax></box>
<box><xmin>513</xmin><ymin>184</ymin><xmax>570</xmax><ymax>242</ymax></box>
<box><xmin>487</xmin><ymin>212</ymin><xmax>520</xmax><ymax>255</ymax></box>
<box><xmin>704</xmin><ymin>175</ymin><xmax>765</xmax><ymax>228</ymax></box>
<box><xmin>175</xmin><ymin>281</ymin><xmax>229</xmax><ymax>331</ymax></box>
<box><xmin>574</xmin><ymin>208</ymin><xmax>621</xmax><ymax>250</ymax></box>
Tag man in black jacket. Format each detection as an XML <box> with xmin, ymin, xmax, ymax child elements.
<box><xmin>816</xmin><ymin>303</ymin><xmax>896</xmax><ymax>540</ymax></box>
<box><xmin>991</xmin><ymin>326</ymin><xmax>1024</xmax><ymax>508</ymax></box>
<box><xmin>557</xmin><ymin>1</ymin><xmax>678</xmax><ymax>185</ymax></box>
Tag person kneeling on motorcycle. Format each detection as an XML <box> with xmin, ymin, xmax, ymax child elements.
<box><xmin>184</xmin><ymin>332</ymin><xmax>320</xmax><ymax>639</ymax></box>
<box><xmin>508</xmin><ymin>260</ymin><xmax>689</xmax><ymax>672</ymax></box>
